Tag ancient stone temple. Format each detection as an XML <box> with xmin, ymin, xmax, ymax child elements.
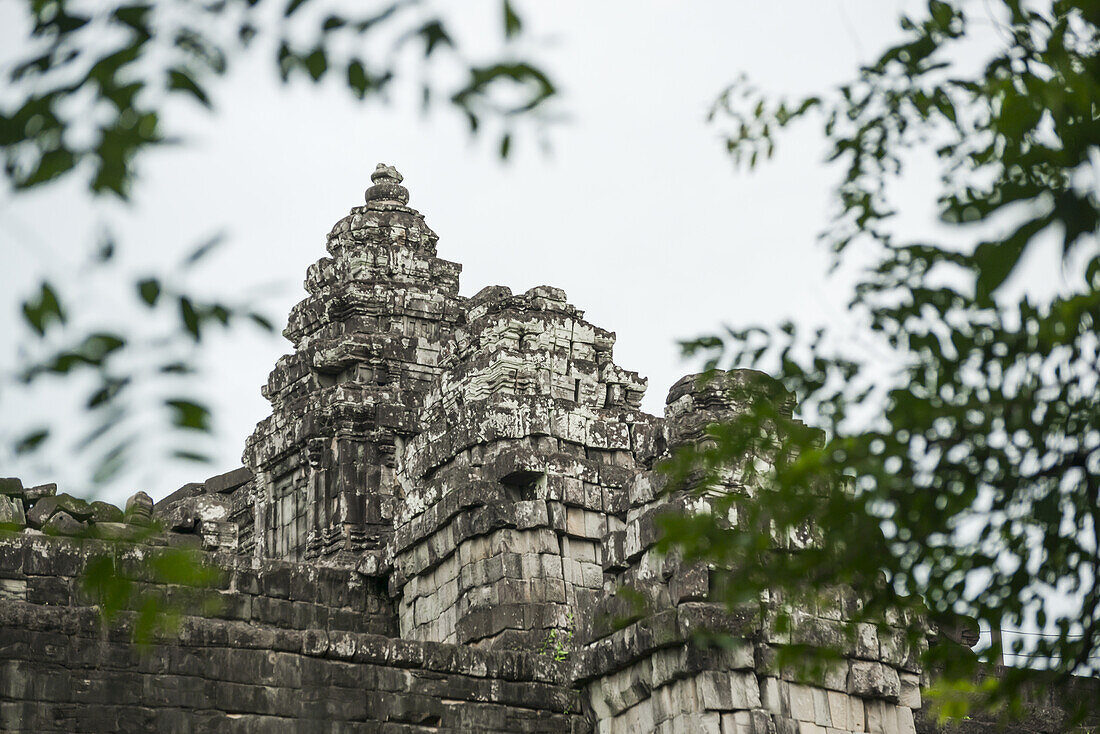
<box><xmin>0</xmin><ymin>165</ymin><xmax>1092</xmax><ymax>733</ymax></box>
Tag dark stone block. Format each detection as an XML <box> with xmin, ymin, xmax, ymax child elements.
<box><xmin>0</xmin><ymin>478</ymin><xmax>24</xmax><ymax>497</ymax></box>
<box><xmin>88</xmin><ymin>501</ymin><xmax>124</xmax><ymax>523</ymax></box>
<box><xmin>234</xmin><ymin>567</ymin><xmax>261</xmax><ymax>595</ymax></box>
<box><xmin>27</xmin><ymin>575</ymin><xmax>70</xmax><ymax>606</ymax></box>
<box><xmin>261</xmin><ymin>564</ymin><xmax>291</xmax><ymax>599</ymax></box>
<box><xmin>253</xmin><ymin>596</ymin><xmax>295</xmax><ymax>627</ymax></box>
<box><xmin>0</xmin><ymin>542</ymin><xmax>24</xmax><ymax>574</ymax></box>
<box><xmin>205</xmin><ymin>467</ymin><xmax>253</xmax><ymax>494</ymax></box>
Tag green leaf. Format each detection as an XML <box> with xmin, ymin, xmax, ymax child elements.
<box><xmin>19</xmin><ymin>147</ymin><xmax>77</xmax><ymax>188</ymax></box>
<box><xmin>112</xmin><ymin>5</ymin><xmax>152</xmax><ymax>36</ymax></box>
<box><xmin>179</xmin><ymin>297</ymin><xmax>201</xmax><ymax>340</ymax></box>
<box><xmin>417</xmin><ymin>20</ymin><xmax>453</xmax><ymax>58</ymax></box>
<box><xmin>94</xmin><ymin>237</ymin><xmax>116</xmax><ymax>262</ymax></box>
<box><xmin>972</xmin><ymin>217</ymin><xmax>1048</xmax><ymax>302</ymax></box>
<box><xmin>160</xmin><ymin>361</ymin><xmax>195</xmax><ymax>374</ymax></box>
<box><xmin>347</xmin><ymin>60</ymin><xmax>369</xmax><ymax>97</ymax></box>
<box><xmin>167</xmin><ymin>69</ymin><xmax>211</xmax><ymax>108</ymax></box>
<box><xmin>503</xmin><ymin>0</ymin><xmax>523</xmax><ymax>39</ymax></box>
<box><xmin>165</xmin><ymin>398</ymin><xmax>211</xmax><ymax>431</ymax></box>
<box><xmin>182</xmin><ymin>233</ymin><xmax>224</xmax><ymax>267</ymax></box>
<box><xmin>304</xmin><ymin>48</ymin><xmax>327</xmax><ymax>81</ymax></box>
<box><xmin>173</xmin><ymin>449</ymin><xmax>211</xmax><ymax>462</ymax></box>
<box><xmin>22</xmin><ymin>282</ymin><xmax>65</xmax><ymax>336</ymax></box>
<box><xmin>92</xmin><ymin>438</ymin><xmax>131</xmax><ymax>484</ymax></box>
<box><xmin>86</xmin><ymin>377</ymin><xmax>129</xmax><ymax>409</ymax></box>
<box><xmin>249</xmin><ymin>312</ymin><xmax>275</xmax><ymax>331</ymax></box>
<box><xmin>137</xmin><ymin>278</ymin><xmax>161</xmax><ymax>306</ymax></box>
<box><xmin>13</xmin><ymin>429</ymin><xmax>49</xmax><ymax>455</ymax></box>
<box><xmin>284</xmin><ymin>0</ymin><xmax>310</xmax><ymax>16</ymax></box>
<box><xmin>209</xmin><ymin>304</ymin><xmax>230</xmax><ymax>326</ymax></box>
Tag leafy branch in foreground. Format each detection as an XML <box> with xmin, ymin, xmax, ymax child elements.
<box><xmin>2</xmin><ymin>0</ymin><xmax>557</xmax><ymax>198</ymax></box>
<box><xmin>668</xmin><ymin>0</ymin><xmax>1100</xmax><ymax>720</ymax></box>
<box><xmin>6</xmin><ymin>235</ymin><xmax>275</xmax><ymax>485</ymax></box>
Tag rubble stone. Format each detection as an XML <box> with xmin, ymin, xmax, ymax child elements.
<box><xmin>41</xmin><ymin>510</ymin><xmax>87</xmax><ymax>537</ymax></box>
<box><xmin>0</xmin><ymin>478</ymin><xmax>23</xmax><ymax>497</ymax></box>
<box><xmin>24</xmin><ymin>482</ymin><xmax>57</xmax><ymax>502</ymax></box>
<box><xmin>26</xmin><ymin>493</ymin><xmax>93</xmax><ymax>527</ymax></box>
<box><xmin>88</xmin><ymin>501</ymin><xmax>124</xmax><ymax>524</ymax></box>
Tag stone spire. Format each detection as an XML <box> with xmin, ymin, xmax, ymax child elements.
<box><xmin>365</xmin><ymin>162</ymin><xmax>409</xmax><ymax>205</ymax></box>
<box><xmin>244</xmin><ymin>164</ymin><xmax>463</xmax><ymax>563</ymax></box>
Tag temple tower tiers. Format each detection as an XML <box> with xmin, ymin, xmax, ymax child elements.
<box><xmin>244</xmin><ymin>164</ymin><xmax>464</xmax><ymax>563</ymax></box>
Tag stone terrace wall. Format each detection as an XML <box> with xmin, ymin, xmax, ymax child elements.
<box><xmin>0</xmin><ymin>602</ymin><xmax>584</xmax><ymax>733</ymax></box>
<box><xmin>0</xmin><ymin>535</ymin><xmax>394</xmax><ymax>638</ymax></box>
<box><xmin>0</xmin><ymin>535</ymin><xmax>585</xmax><ymax>733</ymax></box>
<box><xmin>915</xmin><ymin>671</ymin><xmax>1100</xmax><ymax>734</ymax></box>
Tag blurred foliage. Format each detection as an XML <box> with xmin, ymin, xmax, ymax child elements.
<box><xmin>2</xmin><ymin>0</ymin><xmax>557</xmax><ymax>198</ymax></box>
<box><xmin>663</xmin><ymin>0</ymin><xmax>1100</xmax><ymax>720</ymax></box>
<box><xmin>11</xmin><ymin>233</ymin><xmax>275</xmax><ymax>484</ymax></box>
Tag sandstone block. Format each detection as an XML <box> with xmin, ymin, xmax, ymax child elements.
<box><xmin>812</xmin><ymin>687</ymin><xmax>831</xmax><ymax>726</ymax></box>
<box><xmin>847</xmin><ymin>661</ymin><xmax>900</xmax><ymax>701</ymax></box>
<box><xmin>864</xmin><ymin>699</ymin><xmax>898</xmax><ymax>734</ymax></box>
<box><xmin>93</xmin><ymin>522</ymin><xmax>145</xmax><ymax>541</ymax></box>
<box><xmin>826</xmin><ymin>691</ymin><xmax>848</xmax><ymax>729</ymax></box>
<box><xmin>896</xmin><ymin>704</ymin><xmax>916</xmax><ymax>734</ymax></box>
<box><xmin>898</xmin><ymin>673</ymin><xmax>920</xmax><ymax>709</ymax></box>
<box><xmin>125</xmin><ymin>491</ymin><xmax>154</xmax><ymax>525</ymax></box>
<box><xmin>0</xmin><ymin>578</ymin><xmax>27</xmax><ymax>601</ymax></box>
<box><xmin>854</xmin><ymin>622</ymin><xmax>879</xmax><ymax>659</ymax></box>
<box><xmin>26</xmin><ymin>494</ymin><xmax>93</xmax><ymax>527</ymax></box>
<box><xmin>89</xmin><ymin>501</ymin><xmax>124</xmax><ymax>524</ymax></box>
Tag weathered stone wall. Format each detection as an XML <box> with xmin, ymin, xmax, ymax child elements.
<box><xmin>0</xmin><ymin>535</ymin><xmax>395</xmax><ymax>641</ymax></box>
<box><xmin>0</xmin><ymin>535</ymin><xmax>584</xmax><ymax>733</ymax></box>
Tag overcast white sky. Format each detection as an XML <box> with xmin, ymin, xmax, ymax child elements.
<box><xmin>3</xmin><ymin>0</ymin><xmax>933</xmax><ymax>506</ymax></box>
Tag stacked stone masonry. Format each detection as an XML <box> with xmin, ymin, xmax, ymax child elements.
<box><xmin>1</xmin><ymin>165</ymin><xmax>1094</xmax><ymax>733</ymax></box>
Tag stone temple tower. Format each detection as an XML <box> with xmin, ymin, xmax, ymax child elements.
<box><xmin>244</xmin><ymin>164</ymin><xmax>464</xmax><ymax>563</ymax></box>
<box><xmin>227</xmin><ymin>164</ymin><xmax>935</xmax><ymax>731</ymax></box>
<box><xmin>1</xmin><ymin>163</ymin><xmax>1014</xmax><ymax>733</ymax></box>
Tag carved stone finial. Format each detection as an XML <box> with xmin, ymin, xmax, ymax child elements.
<box><xmin>366</xmin><ymin>162</ymin><xmax>409</xmax><ymax>205</ymax></box>
<box><xmin>371</xmin><ymin>163</ymin><xmax>402</xmax><ymax>185</ymax></box>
